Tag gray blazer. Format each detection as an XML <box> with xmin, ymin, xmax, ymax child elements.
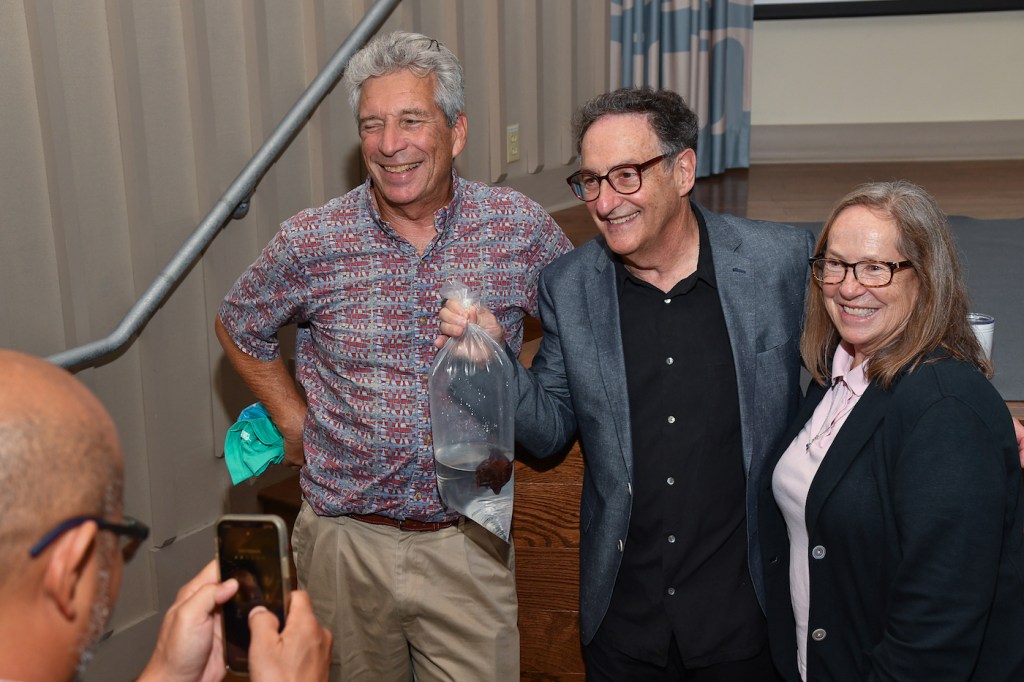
<box><xmin>511</xmin><ymin>204</ymin><xmax>815</xmax><ymax>644</ymax></box>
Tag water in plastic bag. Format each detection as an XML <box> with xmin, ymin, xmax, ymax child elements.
<box><xmin>429</xmin><ymin>281</ymin><xmax>514</xmax><ymax>541</ymax></box>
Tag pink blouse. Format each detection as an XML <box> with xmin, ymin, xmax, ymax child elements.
<box><xmin>772</xmin><ymin>344</ymin><xmax>870</xmax><ymax>680</ymax></box>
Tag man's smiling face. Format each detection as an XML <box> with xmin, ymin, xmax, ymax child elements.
<box><xmin>580</xmin><ymin>113</ymin><xmax>690</xmax><ymax>267</ymax></box>
<box><xmin>358</xmin><ymin>69</ymin><xmax>466</xmax><ymax>222</ymax></box>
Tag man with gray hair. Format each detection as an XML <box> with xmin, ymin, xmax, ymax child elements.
<box><xmin>216</xmin><ymin>30</ymin><xmax>571</xmax><ymax>680</ymax></box>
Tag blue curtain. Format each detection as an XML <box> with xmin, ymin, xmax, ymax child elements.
<box><xmin>611</xmin><ymin>0</ymin><xmax>753</xmax><ymax>177</ymax></box>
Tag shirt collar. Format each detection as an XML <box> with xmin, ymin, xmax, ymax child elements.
<box><xmin>614</xmin><ymin>201</ymin><xmax>717</xmax><ymax>292</ymax></box>
<box><xmin>363</xmin><ymin>170</ymin><xmax>464</xmax><ymax>240</ymax></box>
<box><xmin>830</xmin><ymin>344</ymin><xmax>870</xmax><ymax>396</ymax></box>
<box><xmin>691</xmin><ymin>204</ymin><xmax>717</xmax><ymax>289</ymax></box>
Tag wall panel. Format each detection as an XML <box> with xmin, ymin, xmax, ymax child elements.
<box><xmin>0</xmin><ymin>1</ymin><xmax>64</xmax><ymax>351</ymax></box>
<box><xmin>502</xmin><ymin>0</ymin><xmax>542</xmax><ymax>175</ymax></box>
<box><xmin>540</xmin><ymin>2</ymin><xmax>577</xmax><ymax>167</ymax></box>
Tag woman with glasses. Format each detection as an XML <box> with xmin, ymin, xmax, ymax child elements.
<box><xmin>758</xmin><ymin>181</ymin><xmax>1024</xmax><ymax>681</ymax></box>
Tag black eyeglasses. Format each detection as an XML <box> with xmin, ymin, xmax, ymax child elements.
<box><xmin>566</xmin><ymin>154</ymin><xmax>667</xmax><ymax>202</ymax></box>
<box><xmin>416</xmin><ymin>37</ymin><xmax>442</xmax><ymax>52</ymax></box>
<box><xmin>29</xmin><ymin>515</ymin><xmax>150</xmax><ymax>563</ymax></box>
<box><xmin>809</xmin><ymin>257</ymin><xmax>914</xmax><ymax>288</ymax></box>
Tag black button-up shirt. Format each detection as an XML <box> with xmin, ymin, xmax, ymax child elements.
<box><xmin>602</xmin><ymin>207</ymin><xmax>767</xmax><ymax>667</ymax></box>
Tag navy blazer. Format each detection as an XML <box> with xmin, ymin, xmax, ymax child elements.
<box><xmin>510</xmin><ymin>204</ymin><xmax>814</xmax><ymax>644</ymax></box>
<box><xmin>758</xmin><ymin>357</ymin><xmax>1024</xmax><ymax>681</ymax></box>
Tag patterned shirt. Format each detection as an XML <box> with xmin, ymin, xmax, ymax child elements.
<box><xmin>219</xmin><ymin>173</ymin><xmax>571</xmax><ymax>521</ymax></box>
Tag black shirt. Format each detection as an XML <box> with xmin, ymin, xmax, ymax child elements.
<box><xmin>602</xmin><ymin>207</ymin><xmax>767</xmax><ymax>667</ymax></box>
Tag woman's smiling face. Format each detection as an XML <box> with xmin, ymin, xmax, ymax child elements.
<box><xmin>821</xmin><ymin>205</ymin><xmax>920</xmax><ymax>367</ymax></box>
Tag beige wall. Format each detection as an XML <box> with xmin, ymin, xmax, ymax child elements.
<box><xmin>752</xmin><ymin>10</ymin><xmax>1024</xmax><ymax>125</ymax></box>
<box><xmin>750</xmin><ymin>10</ymin><xmax>1024</xmax><ymax>161</ymax></box>
<box><xmin>0</xmin><ymin>1</ymin><xmax>606</xmax><ymax>679</ymax></box>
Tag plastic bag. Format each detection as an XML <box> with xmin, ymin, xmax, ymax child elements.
<box><xmin>428</xmin><ymin>281</ymin><xmax>515</xmax><ymax>541</ymax></box>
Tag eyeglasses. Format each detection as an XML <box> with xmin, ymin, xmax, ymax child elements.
<box><xmin>809</xmin><ymin>257</ymin><xmax>914</xmax><ymax>288</ymax></box>
<box><xmin>29</xmin><ymin>515</ymin><xmax>150</xmax><ymax>563</ymax></box>
<box><xmin>417</xmin><ymin>37</ymin><xmax>442</xmax><ymax>52</ymax></box>
<box><xmin>566</xmin><ymin>154</ymin><xmax>667</xmax><ymax>202</ymax></box>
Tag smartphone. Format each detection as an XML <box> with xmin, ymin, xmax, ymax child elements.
<box><xmin>216</xmin><ymin>514</ymin><xmax>291</xmax><ymax>675</ymax></box>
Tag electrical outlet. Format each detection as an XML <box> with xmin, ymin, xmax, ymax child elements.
<box><xmin>506</xmin><ymin>124</ymin><xmax>520</xmax><ymax>163</ymax></box>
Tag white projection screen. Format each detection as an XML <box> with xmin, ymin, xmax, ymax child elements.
<box><xmin>753</xmin><ymin>1</ymin><xmax>1022</xmax><ymax>20</ymax></box>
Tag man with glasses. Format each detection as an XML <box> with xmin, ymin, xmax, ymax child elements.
<box><xmin>216</xmin><ymin>30</ymin><xmax>570</xmax><ymax>682</ymax></box>
<box><xmin>440</xmin><ymin>87</ymin><xmax>814</xmax><ymax>680</ymax></box>
<box><xmin>0</xmin><ymin>349</ymin><xmax>332</xmax><ymax>682</ymax></box>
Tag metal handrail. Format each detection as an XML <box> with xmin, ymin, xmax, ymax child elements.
<box><xmin>48</xmin><ymin>0</ymin><xmax>400</xmax><ymax>371</ymax></box>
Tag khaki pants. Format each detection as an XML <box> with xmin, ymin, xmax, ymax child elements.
<box><xmin>291</xmin><ymin>502</ymin><xmax>519</xmax><ymax>682</ymax></box>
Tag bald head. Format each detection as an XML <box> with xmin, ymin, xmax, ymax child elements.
<box><xmin>0</xmin><ymin>350</ymin><xmax>123</xmax><ymax>583</ymax></box>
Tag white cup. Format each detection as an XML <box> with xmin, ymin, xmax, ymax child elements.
<box><xmin>968</xmin><ymin>312</ymin><xmax>995</xmax><ymax>361</ymax></box>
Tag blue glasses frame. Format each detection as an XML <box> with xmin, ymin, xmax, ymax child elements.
<box><xmin>29</xmin><ymin>515</ymin><xmax>150</xmax><ymax>562</ymax></box>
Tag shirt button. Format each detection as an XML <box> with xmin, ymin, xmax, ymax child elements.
<box><xmin>811</xmin><ymin>545</ymin><xmax>826</xmax><ymax>559</ymax></box>
<box><xmin>667</xmin><ymin>587</ymin><xmax>676</xmax><ymax>596</ymax></box>
<box><xmin>664</xmin><ymin>298</ymin><xmax>671</xmax><ymax>304</ymax></box>
<box><xmin>667</xmin><ymin>416</ymin><xmax>676</xmax><ymax>424</ymax></box>
<box><xmin>811</xmin><ymin>628</ymin><xmax>827</xmax><ymax>641</ymax></box>
<box><xmin>667</xmin><ymin>535</ymin><xmax>676</xmax><ymax>544</ymax></box>
<box><xmin>617</xmin><ymin>539</ymin><xmax>625</xmax><ymax>552</ymax></box>
<box><xmin>667</xmin><ymin>477</ymin><xmax>675</xmax><ymax>485</ymax></box>
<box><xmin>665</xmin><ymin>357</ymin><xmax>674</xmax><ymax>365</ymax></box>
<box><xmin>627</xmin><ymin>482</ymin><xmax>633</xmax><ymax>496</ymax></box>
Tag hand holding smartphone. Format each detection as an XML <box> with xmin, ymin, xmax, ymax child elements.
<box><xmin>216</xmin><ymin>514</ymin><xmax>291</xmax><ymax>675</ymax></box>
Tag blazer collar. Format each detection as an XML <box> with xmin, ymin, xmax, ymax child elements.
<box><xmin>701</xmin><ymin>205</ymin><xmax>759</xmax><ymax>476</ymax></box>
<box><xmin>804</xmin><ymin>380</ymin><xmax>892</xmax><ymax>536</ymax></box>
<box><xmin>585</xmin><ymin>240</ymin><xmax>634</xmax><ymax>478</ymax></box>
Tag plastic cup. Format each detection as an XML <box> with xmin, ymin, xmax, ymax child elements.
<box><xmin>968</xmin><ymin>313</ymin><xmax>995</xmax><ymax>361</ymax></box>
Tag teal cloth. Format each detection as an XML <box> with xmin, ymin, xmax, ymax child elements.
<box><xmin>224</xmin><ymin>403</ymin><xmax>285</xmax><ymax>485</ymax></box>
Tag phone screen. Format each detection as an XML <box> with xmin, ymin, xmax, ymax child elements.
<box><xmin>216</xmin><ymin>516</ymin><xmax>289</xmax><ymax>674</ymax></box>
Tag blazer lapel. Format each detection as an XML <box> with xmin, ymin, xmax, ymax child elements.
<box><xmin>703</xmin><ymin>208</ymin><xmax>758</xmax><ymax>475</ymax></box>
<box><xmin>584</xmin><ymin>240</ymin><xmax>634</xmax><ymax>480</ymax></box>
<box><xmin>804</xmin><ymin>382</ymin><xmax>891</xmax><ymax>536</ymax></box>
<box><xmin>770</xmin><ymin>381</ymin><xmax>828</xmax><ymax>473</ymax></box>
<box><xmin>581</xmin><ymin>238</ymin><xmax>634</xmax><ymax>477</ymax></box>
